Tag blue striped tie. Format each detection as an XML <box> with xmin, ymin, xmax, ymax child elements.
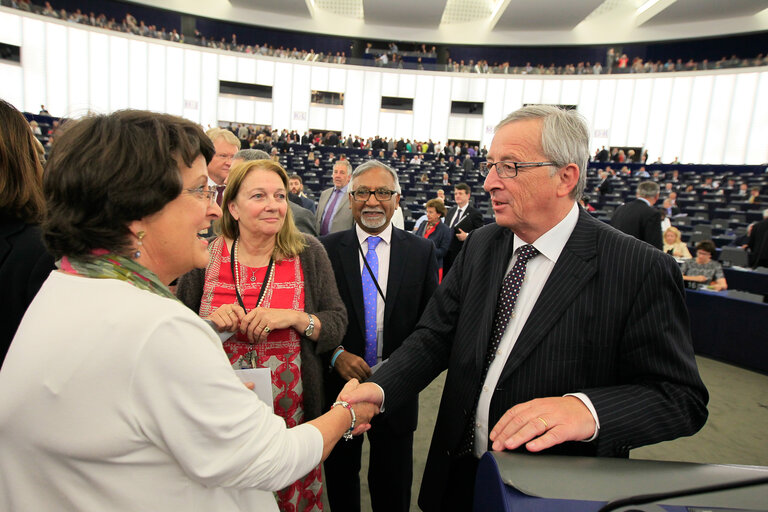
<box><xmin>362</xmin><ymin>236</ymin><xmax>382</xmax><ymax>367</ymax></box>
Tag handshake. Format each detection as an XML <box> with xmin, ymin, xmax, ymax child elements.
<box><xmin>334</xmin><ymin>379</ymin><xmax>385</xmax><ymax>437</ymax></box>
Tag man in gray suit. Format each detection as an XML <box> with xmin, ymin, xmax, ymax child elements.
<box><xmin>316</xmin><ymin>159</ymin><xmax>355</xmax><ymax>235</ymax></box>
<box><xmin>343</xmin><ymin>105</ymin><xmax>708</xmax><ymax>510</ymax></box>
<box><xmin>231</xmin><ymin>150</ymin><xmax>317</xmax><ymax>236</ymax></box>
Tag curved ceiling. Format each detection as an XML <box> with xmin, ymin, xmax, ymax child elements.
<box><xmin>127</xmin><ymin>0</ymin><xmax>768</xmax><ymax>45</ymax></box>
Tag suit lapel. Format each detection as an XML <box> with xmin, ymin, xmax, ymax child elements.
<box><xmin>474</xmin><ymin>228</ymin><xmax>516</xmax><ymax>370</ymax></box>
<box><xmin>338</xmin><ymin>230</ymin><xmax>366</xmax><ymax>337</ymax></box>
<box><xmin>498</xmin><ymin>211</ymin><xmax>598</xmax><ymax>383</ymax></box>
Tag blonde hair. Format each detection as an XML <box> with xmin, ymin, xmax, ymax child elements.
<box><xmin>664</xmin><ymin>226</ymin><xmax>682</xmax><ymax>244</ymax></box>
<box><xmin>219</xmin><ymin>159</ymin><xmax>307</xmax><ymax>260</ymax></box>
<box><xmin>206</xmin><ymin>127</ymin><xmax>241</xmax><ymax>148</ymax></box>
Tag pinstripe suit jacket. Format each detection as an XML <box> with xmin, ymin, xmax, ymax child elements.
<box><xmin>370</xmin><ymin>208</ymin><xmax>708</xmax><ymax>509</ymax></box>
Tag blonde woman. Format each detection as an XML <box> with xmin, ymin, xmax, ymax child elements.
<box><xmin>663</xmin><ymin>226</ymin><xmax>692</xmax><ymax>259</ymax></box>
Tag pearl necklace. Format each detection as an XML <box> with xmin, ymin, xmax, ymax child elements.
<box><xmin>233</xmin><ymin>237</ymin><xmax>275</xmax><ymax>310</ymax></box>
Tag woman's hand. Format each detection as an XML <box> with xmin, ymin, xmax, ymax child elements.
<box><xmin>240</xmin><ymin>308</ymin><xmax>302</xmax><ymax>344</ymax></box>
<box><xmin>683</xmin><ymin>275</ymin><xmax>708</xmax><ymax>283</ymax></box>
<box><xmin>207</xmin><ymin>304</ymin><xmax>246</xmax><ymax>332</ymax></box>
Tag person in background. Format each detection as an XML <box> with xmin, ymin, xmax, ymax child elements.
<box><xmin>415</xmin><ymin>198</ymin><xmax>452</xmax><ymax>280</ymax></box>
<box><xmin>0</xmin><ymin>110</ymin><xmax>375</xmax><ymax>512</ymax></box>
<box><xmin>663</xmin><ymin>226</ymin><xmax>692</xmax><ymax>259</ymax></box>
<box><xmin>0</xmin><ymin>99</ymin><xmax>56</xmax><ymax>363</ymax></box>
<box><xmin>176</xmin><ymin>158</ymin><xmax>348</xmax><ymax>511</ymax></box>
<box><xmin>681</xmin><ymin>240</ymin><xmax>727</xmax><ymax>291</ymax></box>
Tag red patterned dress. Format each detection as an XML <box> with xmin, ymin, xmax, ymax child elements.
<box><xmin>199</xmin><ymin>237</ymin><xmax>323</xmax><ymax>512</ymax></box>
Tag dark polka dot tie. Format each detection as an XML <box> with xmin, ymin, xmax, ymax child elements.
<box><xmin>458</xmin><ymin>244</ymin><xmax>539</xmax><ymax>456</ymax></box>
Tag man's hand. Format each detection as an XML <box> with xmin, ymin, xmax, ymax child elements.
<box><xmin>456</xmin><ymin>228</ymin><xmax>468</xmax><ymax>241</ymax></box>
<box><xmin>489</xmin><ymin>396</ymin><xmax>596</xmax><ymax>453</ymax></box>
<box><xmin>338</xmin><ymin>379</ymin><xmax>380</xmax><ymax>435</ymax></box>
<box><xmin>339</xmin><ymin>381</ymin><xmax>384</xmax><ymax>409</ymax></box>
<box><xmin>334</xmin><ymin>350</ymin><xmax>372</xmax><ymax>382</ymax></box>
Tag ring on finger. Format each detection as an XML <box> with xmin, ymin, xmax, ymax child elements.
<box><xmin>263</xmin><ymin>326</ymin><xmax>271</xmax><ymax>334</ymax></box>
<box><xmin>537</xmin><ymin>417</ymin><xmax>548</xmax><ymax>429</ymax></box>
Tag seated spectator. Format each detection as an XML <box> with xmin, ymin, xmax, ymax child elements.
<box><xmin>681</xmin><ymin>240</ymin><xmax>727</xmax><ymax>291</ymax></box>
<box><xmin>663</xmin><ymin>226</ymin><xmax>692</xmax><ymax>259</ymax></box>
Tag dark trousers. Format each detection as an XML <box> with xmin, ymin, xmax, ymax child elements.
<box><xmin>419</xmin><ymin>454</ymin><xmax>479</xmax><ymax>512</ymax></box>
<box><xmin>324</xmin><ymin>424</ymin><xmax>413</xmax><ymax>512</ymax></box>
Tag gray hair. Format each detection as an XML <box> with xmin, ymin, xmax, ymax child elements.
<box><xmin>351</xmin><ymin>160</ymin><xmax>401</xmax><ymax>194</ymax></box>
<box><xmin>234</xmin><ymin>148</ymin><xmax>270</xmax><ymax>161</ymax></box>
<box><xmin>763</xmin><ymin>208</ymin><xmax>768</xmax><ymax>219</ymax></box>
<box><xmin>496</xmin><ymin>105</ymin><xmax>589</xmax><ymax>200</ymax></box>
<box><xmin>333</xmin><ymin>159</ymin><xmax>353</xmax><ymax>173</ymax></box>
<box><xmin>636</xmin><ymin>181</ymin><xmax>660</xmax><ymax>199</ymax></box>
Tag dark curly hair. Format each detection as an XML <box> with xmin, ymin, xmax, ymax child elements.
<box><xmin>43</xmin><ymin>110</ymin><xmax>214</xmax><ymax>259</ymax></box>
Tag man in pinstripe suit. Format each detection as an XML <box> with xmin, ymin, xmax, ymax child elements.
<box><xmin>342</xmin><ymin>105</ymin><xmax>708</xmax><ymax>511</ymax></box>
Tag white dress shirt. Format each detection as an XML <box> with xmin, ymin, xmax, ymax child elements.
<box><xmin>474</xmin><ymin>202</ymin><xmax>600</xmax><ymax>457</ymax></box>
<box><xmin>356</xmin><ymin>223</ymin><xmax>392</xmax><ymax>363</ymax></box>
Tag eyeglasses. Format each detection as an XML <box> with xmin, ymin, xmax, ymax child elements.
<box><xmin>351</xmin><ymin>188</ymin><xmax>397</xmax><ymax>202</ymax></box>
<box><xmin>185</xmin><ymin>186</ymin><xmax>218</xmax><ymax>205</ymax></box>
<box><xmin>479</xmin><ymin>161</ymin><xmax>556</xmax><ymax>179</ymax></box>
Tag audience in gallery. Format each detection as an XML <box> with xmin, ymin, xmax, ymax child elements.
<box><xmin>5</xmin><ymin>0</ymin><xmax>767</xmax><ymax>75</ymax></box>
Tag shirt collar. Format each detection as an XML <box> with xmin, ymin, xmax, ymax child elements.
<box><xmin>356</xmin><ymin>222</ymin><xmax>393</xmax><ymax>247</ymax></box>
<box><xmin>513</xmin><ymin>202</ymin><xmax>579</xmax><ymax>264</ymax></box>
<box><xmin>335</xmin><ymin>183</ymin><xmax>349</xmax><ymax>193</ymax></box>
<box><xmin>637</xmin><ymin>197</ymin><xmax>651</xmax><ymax>207</ymax></box>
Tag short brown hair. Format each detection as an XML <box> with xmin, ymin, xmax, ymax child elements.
<box><xmin>43</xmin><ymin>110</ymin><xmax>214</xmax><ymax>259</ymax></box>
<box><xmin>0</xmin><ymin>99</ymin><xmax>45</xmax><ymax>223</ymax></box>
<box><xmin>425</xmin><ymin>198</ymin><xmax>446</xmax><ymax>216</ymax></box>
<box><xmin>695</xmin><ymin>240</ymin><xmax>716</xmax><ymax>256</ymax></box>
<box><xmin>219</xmin><ymin>160</ymin><xmax>307</xmax><ymax>260</ymax></box>
<box><xmin>454</xmin><ymin>183</ymin><xmax>471</xmax><ymax>194</ymax></box>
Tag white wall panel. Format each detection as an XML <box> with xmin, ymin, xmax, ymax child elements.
<box><xmin>681</xmin><ymin>75</ymin><xmax>713</xmax><ymax>164</ymax></box>
<box><xmin>310</xmin><ymin>66</ymin><xmax>329</xmax><ymax>91</ymax></box>
<box><xmin>234</xmin><ymin>98</ymin><xmax>255</xmax><ymax>124</ymax></box>
<box><xmin>723</xmin><ymin>73</ymin><xmax>758</xmax><ymax>164</ymax></box>
<box><xmin>560</xmin><ymin>79</ymin><xmax>581</xmax><ymax>108</ymax></box>
<box><xmin>272</xmin><ymin>62</ymin><xmax>293</xmax><ymax>129</ymax></box>
<box><xmin>182</xmin><ymin>49</ymin><xmax>202</xmax><ymax>123</ymax></box>
<box><xmin>413</xmin><ymin>75</ymin><xmax>434</xmax><ymax>141</ymax></box>
<box><xmin>522</xmin><ymin>79</ymin><xmax>543</xmax><ymax>105</ymax></box>
<box><xmin>218</xmin><ymin>54</ymin><xmax>237</xmax><ymax>82</ymax></box>
<box><xmin>45</xmin><ymin>23</ymin><xmax>67</xmax><ymax>115</ymax></box>
<box><xmin>378</xmin><ymin>111</ymin><xmax>396</xmax><ymax>139</ymax></box>
<box><xmin>342</xmin><ymin>69</ymin><xmax>364</xmax><ymax>137</ymax></box>
<box><xmin>451</xmin><ymin>77</ymin><xmax>470</xmax><ymax>101</ymax></box>
<box><xmin>627</xmin><ymin>78</ymin><xmax>652</xmax><ymax>148</ymax></box>
<box><xmin>0</xmin><ymin>11</ymin><xmax>22</xmax><ymax>45</ymax></box>
<box><xmin>447</xmin><ymin>116</ymin><xmax>466</xmax><ymax>140</ymax></box>
<box><xmin>67</xmin><ymin>26</ymin><xmax>90</xmax><ymax>114</ymax></box>
<box><xmin>646</xmin><ymin>78</ymin><xmax>673</xmax><ymax>162</ymax></box>
<box><xmin>468</xmin><ymin>77</ymin><xmax>486</xmax><ymax>101</ymax></box>
<box><xmin>381</xmin><ymin>72</ymin><xmax>399</xmax><ymax>97</ymax></box>
<box><xmin>200</xmin><ymin>52</ymin><xmax>219</xmax><ymax>128</ymax></box>
<box><xmin>483</xmin><ymin>79</ymin><xmax>506</xmax><ymax>148</ymax></box>
<box><xmin>108</xmin><ymin>37</ymin><xmax>129</xmax><ymax>112</ymax></box>
<box><xmin>292</xmin><ymin>65</ymin><xmax>312</xmax><ymax>134</ymax></box>
<box><xmin>609</xmin><ymin>79</ymin><xmax>634</xmax><ymax>146</ymax></box>
<box><xmin>395</xmin><ymin>113</ymin><xmax>413</xmax><ymax>140</ymax></box>
<box><xmin>430</xmin><ymin>76</ymin><xmax>452</xmax><ymax>144</ymax></box>
<box><xmin>328</xmin><ymin>68</ymin><xmax>346</xmax><ymax>92</ymax></box>
<box><xmin>146</xmin><ymin>43</ymin><xmax>166</xmax><ymax>114</ymax></box>
<box><xmin>309</xmin><ymin>106</ymin><xmax>326</xmax><ymax>131</ymax></box>
<box><xmin>577</xmin><ymin>80</ymin><xmax>599</xmax><ymax>140</ymax></box>
<box><xmin>128</xmin><ymin>39</ymin><xmax>148</xmax><ymax>111</ymax></box>
<box><xmin>326</xmin><ymin>107</ymin><xmax>344</xmax><ymax>130</ymax></box>
<box><xmin>541</xmin><ymin>79</ymin><xmax>561</xmax><ymax>106</ymax></box>
<box><xmin>663</xmin><ymin>77</ymin><xmax>692</xmax><ymax>163</ymax></box>
<box><xmin>702</xmin><ymin>75</ymin><xmax>735</xmax><ymax>164</ymax></box>
<box><xmin>218</xmin><ymin>96</ymin><xmax>235</xmax><ymax>122</ymax></box>
<box><xmin>254</xmin><ymin>100</ymin><xmax>272</xmax><ymax>125</ymax></box>
<box><xmin>0</xmin><ymin>63</ymin><xmax>23</xmax><ymax>109</ymax></box>
<box><xmin>236</xmin><ymin>56</ymin><xmax>257</xmax><ymax>84</ymax></box>
<box><xmin>361</xmin><ymin>72</ymin><xmax>381</xmax><ymax>138</ymax></box>
<box><xmin>22</xmin><ymin>17</ymin><xmax>46</xmax><ymax>113</ymax></box>
<box><xmin>398</xmin><ymin>73</ymin><xmax>416</xmax><ymax>98</ymax></box>
<box><xmin>594</xmin><ymin>79</ymin><xmax>617</xmax><ymax>147</ymax></box>
<box><xmin>502</xmin><ymin>80</ymin><xmax>524</xmax><ymax>118</ymax></box>
<box><xmin>746</xmin><ymin>72</ymin><xmax>768</xmax><ymax>164</ymax></box>
<box><xmin>164</xmin><ymin>46</ymin><xmax>184</xmax><ymax>116</ymax></box>
<box><xmin>465</xmin><ymin>116</ymin><xmax>483</xmax><ymax>142</ymax></box>
<box><xmin>256</xmin><ymin>60</ymin><xmax>275</xmax><ymax>85</ymax></box>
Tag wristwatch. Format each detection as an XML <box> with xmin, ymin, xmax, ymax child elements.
<box><xmin>304</xmin><ymin>313</ymin><xmax>315</xmax><ymax>337</ymax></box>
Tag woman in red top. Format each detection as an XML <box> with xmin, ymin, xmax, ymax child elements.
<box><xmin>177</xmin><ymin>159</ymin><xmax>347</xmax><ymax>512</ymax></box>
<box><xmin>415</xmin><ymin>199</ymin><xmax>452</xmax><ymax>281</ymax></box>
